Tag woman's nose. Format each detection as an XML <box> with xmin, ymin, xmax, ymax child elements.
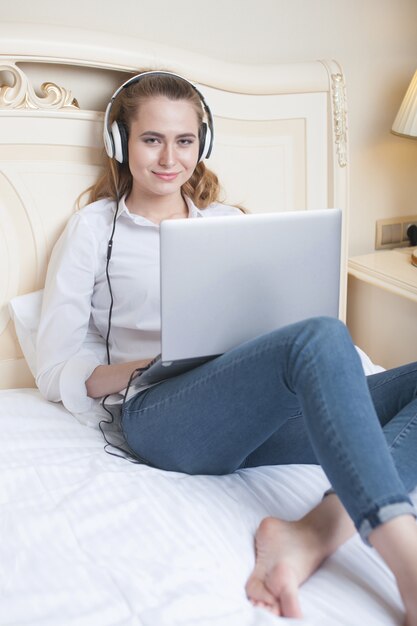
<box><xmin>159</xmin><ymin>143</ymin><xmax>175</xmax><ymax>167</ymax></box>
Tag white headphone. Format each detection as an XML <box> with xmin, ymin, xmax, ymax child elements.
<box><xmin>103</xmin><ymin>70</ymin><xmax>214</xmax><ymax>164</ymax></box>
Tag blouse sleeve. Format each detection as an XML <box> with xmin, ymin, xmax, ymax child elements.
<box><xmin>36</xmin><ymin>211</ymin><xmax>106</xmax><ymax>414</ymax></box>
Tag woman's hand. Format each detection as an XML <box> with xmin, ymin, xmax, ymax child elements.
<box><xmin>86</xmin><ymin>358</ymin><xmax>154</xmax><ymax>398</ymax></box>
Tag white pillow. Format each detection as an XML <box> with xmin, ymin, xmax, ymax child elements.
<box><xmin>8</xmin><ymin>290</ymin><xmax>109</xmax><ymax>427</ymax></box>
<box><xmin>8</xmin><ymin>290</ymin><xmax>43</xmax><ymax>377</ymax></box>
<box><xmin>9</xmin><ymin>289</ymin><xmax>107</xmax><ymax>382</ymax></box>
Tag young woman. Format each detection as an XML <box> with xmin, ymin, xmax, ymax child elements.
<box><xmin>36</xmin><ymin>71</ymin><xmax>417</xmax><ymax>623</ymax></box>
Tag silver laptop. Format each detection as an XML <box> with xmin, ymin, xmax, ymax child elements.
<box><xmin>132</xmin><ymin>208</ymin><xmax>342</xmax><ymax>389</ymax></box>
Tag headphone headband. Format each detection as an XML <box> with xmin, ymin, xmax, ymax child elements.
<box><xmin>103</xmin><ymin>70</ymin><xmax>214</xmax><ymax>164</ymax></box>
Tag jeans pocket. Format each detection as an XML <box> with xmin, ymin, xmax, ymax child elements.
<box><xmin>122</xmin><ymin>387</ymin><xmax>153</xmax><ymax>422</ymax></box>
<box><xmin>288</xmin><ymin>409</ymin><xmax>303</xmax><ymax>420</ymax></box>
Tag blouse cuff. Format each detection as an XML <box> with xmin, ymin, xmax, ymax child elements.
<box><xmin>59</xmin><ymin>353</ymin><xmax>102</xmax><ymax>415</ymax></box>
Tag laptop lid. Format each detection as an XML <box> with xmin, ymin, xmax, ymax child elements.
<box><xmin>159</xmin><ymin>208</ymin><xmax>342</xmax><ymax>363</ymax></box>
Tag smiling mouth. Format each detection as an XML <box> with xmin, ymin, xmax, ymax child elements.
<box><xmin>153</xmin><ymin>172</ymin><xmax>179</xmax><ymax>180</ymax></box>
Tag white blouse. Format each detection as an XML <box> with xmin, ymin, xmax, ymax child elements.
<box><xmin>36</xmin><ymin>195</ymin><xmax>242</xmax><ymax>422</ymax></box>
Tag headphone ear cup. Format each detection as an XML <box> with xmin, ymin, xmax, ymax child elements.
<box><xmin>103</xmin><ymin>106</ymin><xmax>114</xmax><ymax>159</ymax></box>
<box><xmin>111</xmin><ymin>120</ymin><xmax>129</xmax><ymax>163</ymax></box>
<box><xmin>198</xmin><ymin>122</ymin><xmax>212</xmax><ymax>162</ymax></box>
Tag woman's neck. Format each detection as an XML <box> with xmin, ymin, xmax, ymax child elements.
<box><xmin>125</xmin><ymin>190</ymin><xmax>188</xmax><ymax>225</ymax></box>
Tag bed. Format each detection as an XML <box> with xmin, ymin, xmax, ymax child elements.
<box><xmin>1</xmin><ymin>23</ymin><xmax>413</xmax><ymax>626</ymax></box>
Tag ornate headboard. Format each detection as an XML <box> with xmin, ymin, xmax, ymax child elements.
<box><xmin>0</xmin><ymin>24</ymin><xmax>349</xmax><ymax>389</ymax></box>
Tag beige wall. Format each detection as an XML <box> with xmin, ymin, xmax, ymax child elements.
<box><xmin>2</xmin><ymin>0</ymin><xmax>417</xmax><ymax>255</ymax></box>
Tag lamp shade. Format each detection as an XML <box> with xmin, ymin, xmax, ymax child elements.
<box><xmin>392</xmin><ymin>69</ymin><xmax>417</xmax><ymax>138</ymax></box>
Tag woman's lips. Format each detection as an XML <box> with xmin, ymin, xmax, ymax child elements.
<box><xmin>153</xmin><ymin>172</ymin><xmax>179</xmax><ymax>181</ymax></box>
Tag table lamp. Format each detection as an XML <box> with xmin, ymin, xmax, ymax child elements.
<box><xmin>392</xmin><ymin>69</ymin><xmax>417</xmax><ymax>263</ymax></box>
<box><xmin>392</xmin><ymin>69</ymin><xmax>417</xmax><ymax>139</ymax></box>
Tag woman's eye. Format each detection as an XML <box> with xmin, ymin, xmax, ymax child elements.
<box><xmin>144</xmin><ymin>137</ymin><xmax>159</xmax><ymax>144</ymax></box>
<box><xmin>178</xmin><ymin>139</ymin><xmax>193</xmax><ymax>145</ymax></box>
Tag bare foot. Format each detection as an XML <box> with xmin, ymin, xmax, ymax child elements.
<box><xmin>245</xmin><ymin>516</ymin><xmax>327</xmax><ymax>617</ymax></box>
<box><xmin>397</xmin><ymin>562</ymin><xmax>417</xmax><ymax>626</ymax></box>
<box><xmin>370</xmin><ymin>515</ymin><xmax>417</xmax><ymax>626</ymax></box>
<box><xmin>245</xmin><ymin>496</ymin><xmax>356</xmax><ymax>617</ymax></box>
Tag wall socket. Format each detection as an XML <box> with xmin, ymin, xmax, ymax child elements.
<box><xmin>375</xmin><ymin>215</ymin><xmax>417</xmax><ymax>249</ymax></box>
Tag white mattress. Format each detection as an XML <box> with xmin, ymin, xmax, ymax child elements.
<box><xmin>1</xmin><ymin>386</ymin><xmax>413</xmax><ymax>626</ymax></box>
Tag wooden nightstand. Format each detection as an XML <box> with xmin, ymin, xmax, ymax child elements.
<box><xmin>347</xmin><ymin>247</ymin><xmax>417</xmax><ymax>369</ymax></box>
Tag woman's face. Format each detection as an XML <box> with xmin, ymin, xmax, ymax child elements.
<box><xmin>127</xmin><ymin>96</ymin><xmax>200</xmax><ymax>201</ymax></box>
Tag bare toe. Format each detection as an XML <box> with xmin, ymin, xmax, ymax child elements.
<box><xmin>265</xmin><ymin>562</ymin><xmax>302</xmax><ymax>618</ymax></box>
<box><xmin>246</xmin><ymin>572</ymin><xmax>280</xmax><ymax>614</ymax></box>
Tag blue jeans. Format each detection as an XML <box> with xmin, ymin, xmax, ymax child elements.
<box><xmin>121</xmin><ymin>317</ymin><xmax>417</xmax><ymax>542</ymax></box>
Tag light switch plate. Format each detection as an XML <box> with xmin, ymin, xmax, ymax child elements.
<box><xmin>375</xmin><ymin>215</ymin><xmax>417</xmax><ymax>249</ymax></box>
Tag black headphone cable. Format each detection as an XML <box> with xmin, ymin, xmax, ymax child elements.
<box><xmin>98</xmin><ymin>191</ymin><xmax>152</xmax><ymax>466</ymax></box>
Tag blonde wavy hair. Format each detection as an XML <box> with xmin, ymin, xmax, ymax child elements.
<box><xmin>81</xmin><ymin>71</ymin><xmax>225</xmax><ymax>209</ymax></box>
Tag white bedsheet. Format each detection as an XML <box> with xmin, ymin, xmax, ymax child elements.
<box><xmin>1</xmin><ymin>387</ymin><xmax>414</xmax><ymax>626</ymax></box>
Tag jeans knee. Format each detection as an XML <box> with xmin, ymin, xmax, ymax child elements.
<box><xmin>291</xmin><ymin>317</ymin><xmax>352</xmax><ymax>366</ymax></box>
<box><xmin>302</xmin><ymin>316</ymin><xmax>347</xmax><ymax>343</ymax></box>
